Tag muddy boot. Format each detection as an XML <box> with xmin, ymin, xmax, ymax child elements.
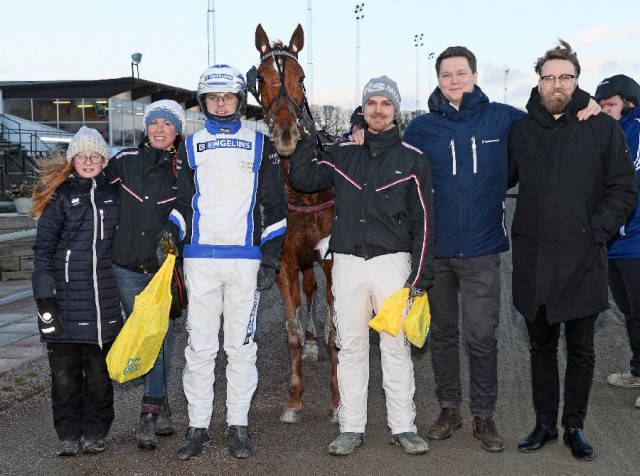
<box><xmin>392</xmin><ymin>432</ymin><xmax>429</xmax><ymax>454</ymax></box>
<box><xmin>225</xmin><ymin>425</ymin><xmax>252</xmax><ymax>458</ymax></box>
<box><xmin>155</xmin><ymin>397</ymin><xmax>175</xmax><ymax>436</ymax></box>
<box><xmin>328</xmin><ymin>432</ymin><xmax>364</xmax><ymax>455</ymax></box>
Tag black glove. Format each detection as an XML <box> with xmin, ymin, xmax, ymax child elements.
<box><xmin>405</xmin><ymin>282</ymin><xmax>425</xmax><ymax>299</ymax></box>
<box><xmin>256</xmin><ymin>265</ymin><xmax>277</xmax><ymax>291</ymax></box>
<box><xmin>37</xmin><ymin>297</ymin><xmax>64</xmax><ymax>337</ymax></box>
<box><xmin>157</xmin><ymin>230</ymin><xmax>178</xmax><ymax>267</ymax></box>
<box><xmin>298</xmin><ymin>110</ymin><xmax>317</xmax><ymax>141</ymax></box>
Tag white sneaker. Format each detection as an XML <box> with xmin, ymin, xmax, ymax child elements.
<box><xmin>607</xmin><ymin>371</ymin><xmax>640</xmax><ymax>387</ymax></box>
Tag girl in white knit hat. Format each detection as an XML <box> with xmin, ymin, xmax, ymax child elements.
<box><xmin>31</xmin><ymin>126</ymin><xmax>122</xmax><ymax>456</ymax></box>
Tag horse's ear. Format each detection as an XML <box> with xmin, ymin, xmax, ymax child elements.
<box><xmin>255</xmin><ymin>23</ymin><xmax>270</xmax><ymax>54</ymax></box>
<box><xmin>289</xmin><ymin>23</ymin><xmax>304</xmax><ymax>55</ymax></box>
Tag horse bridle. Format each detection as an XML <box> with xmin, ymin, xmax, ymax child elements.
<box><xmin>247</xmin><ymin>49</ymin><xmax>314</xmax><ymax>130</ymax></box>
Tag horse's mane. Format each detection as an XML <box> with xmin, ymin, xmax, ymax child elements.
<box><xmin>271</xmin><ymin>40</ymin><xmax>285</xmax><ymax>49</ymax></box>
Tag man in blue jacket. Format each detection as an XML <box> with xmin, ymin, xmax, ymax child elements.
<box><xmin>595</xmin><ymin>75</ymin><xmax>640</xmax><ymax>400</ymax></box>
<box><xmin>403</xmin><ymin>46</ymin><xmax>599</xmax><ymax>452</ymax></box>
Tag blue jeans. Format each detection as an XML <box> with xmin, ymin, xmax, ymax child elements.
<box><xmin>113</xmin><ymin>265</ymin><xmax>175</xmax><ymax>399</ymax></box>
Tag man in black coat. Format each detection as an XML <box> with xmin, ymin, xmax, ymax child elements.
<box><xmin>508</xmin><ymin>40</ymin><xmax>638</xmax><ymax>461</ymax></box>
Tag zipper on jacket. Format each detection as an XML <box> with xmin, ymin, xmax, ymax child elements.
<box><xmin>65</xmin><ymin>250</ymin><xmax>71</xmax><ymax>282</ymax></box>
<box><xmin>90</xmin><ymin>180</ymin><xmax>103</xmax><ymax>349</ymax></box>
<box><xmin>99</xmin><ymin>209</ymin><xmax>104</xmax><ymax>240</ymax></box>
<box><xmin>471</xmin><ymin>136</ymin><xmax>477</xmax><ymax>174</ymax></box>
<box><xmin>450</xmin><ymin>139</ymin><xmax>457</xmax><ymax>175</ymax></box>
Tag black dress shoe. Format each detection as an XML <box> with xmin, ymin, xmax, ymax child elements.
<box><xmin>517</xmin><ymin>424</ymin><xmax>558</xmax><ymax>452</ymax></box>
<box><xmin>563</xmin><ymin>428</ymin><xmax>595</xmax><ymax>461</ymax></box>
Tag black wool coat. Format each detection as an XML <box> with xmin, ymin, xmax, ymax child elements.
<box><xmin>508</xmin><ymin>87</ymin><xmax>638</xmax><ymax>324</ymax></box>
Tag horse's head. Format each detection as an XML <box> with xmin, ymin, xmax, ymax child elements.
<box><xmin>250</xmin><ymin>23</ymin><xmax>305</xmax><ymax>157</ymax></box>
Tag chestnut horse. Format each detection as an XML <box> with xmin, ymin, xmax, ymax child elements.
<box><xmin>248</xmin><ymin>23</ymin><xmax>339</xmax><ymax>423</ymax></box>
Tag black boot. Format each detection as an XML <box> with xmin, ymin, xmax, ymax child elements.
<box><xmin>137</xmin><ymin>413</ymin><xmax>158</xmax><ymax>450</ymax></box>
<box><xmin>563</xmin><ymin>428</ymin><xmax>595</xmax><ymax>461</ymax></box>
<box><xmin>225</xmin><ymin>425</ymin><xmax>252</xmax><ymax>458</ymax></box>
<box><xmin>155</xmin><ymin>396</ymin><xmax>175</xmax><ymax>436</ymax></box>
<box><xmin>518</xmin><ymin>424</ymin><xmax>558</xmax><ymax>452</ymax></box>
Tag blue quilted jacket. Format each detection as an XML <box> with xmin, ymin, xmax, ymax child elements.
<box><xmin>404</xmin><ymin>86</ymin><xmax>525</xmax><ymax>258</ymax></box>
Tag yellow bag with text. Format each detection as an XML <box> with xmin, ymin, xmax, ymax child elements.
<box><xmin>107</xmin><ymin>254</ymin><xmax>175</xmax><ymax>383</ymax></box>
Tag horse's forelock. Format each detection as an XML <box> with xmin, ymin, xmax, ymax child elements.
<box><xmin>272</xmin><ymin>40</ymin><xmax>285</xmax><ymax>49</ymax></box>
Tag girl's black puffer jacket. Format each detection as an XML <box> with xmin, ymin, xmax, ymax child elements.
<box><xmin>32</xmin><ymin>173</ymin><xmax>122</xmax><ymax>346</ymax></box>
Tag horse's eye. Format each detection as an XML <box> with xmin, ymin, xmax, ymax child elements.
<box><xmin>299</xmin><ymin>76</ymin><xmax>305</xmax><ymax>83</ymax></box>
<box><xmin>257</xmin><ymin>75</ymin><xmax>264</xmax><ymax>83</ymax></box>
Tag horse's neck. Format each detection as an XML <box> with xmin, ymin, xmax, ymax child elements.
<box><xmin>280</xmin><ymin>158</ymin><xmax>334</xmax><ymax>204</ymax></box>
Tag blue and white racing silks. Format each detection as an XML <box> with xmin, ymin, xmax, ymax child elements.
<box><xmin>168</xmin><ymin>120</ymin><xmax>287</xmax><ymax>267</ymax></box>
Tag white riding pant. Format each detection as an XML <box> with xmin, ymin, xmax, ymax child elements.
<box><xmin>182</xmin><ymin>257</ymin><xmax>260</xmax><ymax>428</ymax></box>
<box><xmin>332</xmin><ymin>252</ymin><xmax>417</xmax><ymax>435</ymax></box>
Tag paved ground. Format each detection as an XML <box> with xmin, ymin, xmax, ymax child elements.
<box><xmin>1</xmin><ymin>207</ymin><xmax>639</xmax><ymax>475</ymax></box>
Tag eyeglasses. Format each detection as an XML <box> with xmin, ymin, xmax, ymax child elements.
<box><xmin>74</xmin><ymin>154</ymin><xmax>103</xmax><ymax>164</ymax></box>
<box><xmin>206</xmin><ymin>93</ymin><xmax>237</xmax><ymax>104</ymax></box>
<box><xmin>539</xmin><ymin>74</ymin><xmax>577</xmax><ymax>87</ymax></box>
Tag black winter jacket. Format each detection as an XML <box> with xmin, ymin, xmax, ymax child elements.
<box><xmin>105</xmin><ymin>145</ymin><xmax>178</xmax><ymax>273</ymax></box>
<box><xmin>508</xmin><ymin>87</ymin><xmax>638</xmax><ymax>324</ymax></box>
<box><xmin>290</xmin><ymin>126</ymin><xmax>436</xmax><ymax>290</ymax></box>
<box><xmin>32</xmin><ymin>174</ymin><xmax>122</xmax><ymax>345</ymax></box>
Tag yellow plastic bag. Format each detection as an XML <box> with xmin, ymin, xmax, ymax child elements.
<box><xmin>402</xmin><ymin>293</ymin><xmax>431</xmax><ymax>348</ymax></box>
<box><xmin>107</xmin><ymin>254</ymin><xmax>175</xmax><ymax>383</ymax></box>
<box><xmin>368</xmin><ymin>288</ymin><xmax>409</xmax><ymax>336</ymax></box>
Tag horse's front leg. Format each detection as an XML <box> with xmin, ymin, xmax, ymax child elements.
<box><xmin>277</xmin><ymin>261</ymin><xmax>305</xmax><ymax>423</ymax></box>
<box><xmin>322</xmin><ymin>258</ymin><xmax>340</xmax><ymax>423</ymax></box>
<box><xmin>301</xmin><ymin>266</ymin><xmax>319</xmax><ymax>362</ymax></box>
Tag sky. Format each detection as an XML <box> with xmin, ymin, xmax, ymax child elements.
<box><xmin>3</xmin><ymin>0</ymin><xmax>640</xmax><ymax>112</ymax></box>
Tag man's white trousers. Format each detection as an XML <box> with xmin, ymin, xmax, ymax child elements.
<box><xmin>182</xmin><ymin>257</ymin><xmax>260</xmax><ymax>428</ymax></box>
<box><xmin>332</xmin><ymin>252</ymin><xmax>417</xmax><ymax>435</ymax></box>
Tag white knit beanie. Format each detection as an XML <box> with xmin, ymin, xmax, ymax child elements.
<box><xmin>66</xmin><ymin>126</ymin><xmax>110</xmax><ymax>162</ymax></box>
<box><xmin>143</xmin><ymin>99</ymin><xmax>186</xmax><ymax>136</ymax></box>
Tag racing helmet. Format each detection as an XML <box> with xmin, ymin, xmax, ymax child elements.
<box><xmin>197</xmin><ymin>64</ymin><xmax>248</xmax><ymax>124</ymax></box>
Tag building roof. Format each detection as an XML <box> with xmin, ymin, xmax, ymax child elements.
<box><xmin>0</xmin><ymin>78</ymin><xmax>264</xmax><ymax>120</ymax></box>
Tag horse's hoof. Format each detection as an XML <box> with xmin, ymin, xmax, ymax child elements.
<box><xmin>328</xmin><ymin>408</ymin><xmax>339</xmax><ymax>424</ymax></box>
<box><xmin>302</xmin><ymin>342</ymin><xmax>318</xmax><ymax>362</ymax></box>
<box><xmin>280</xmin><ymin>408</ymin><xmax>302</xmax><ymax>424</ymax></box>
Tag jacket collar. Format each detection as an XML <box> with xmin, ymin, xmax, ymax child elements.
<box><xmin>205</xmin><ymin>119</ymin><xmax>242</xmax><ymax>135</ymax></box>
<box><xmin>68</xmin><ymin>173</ymin><xmax>106</xmax><ymax>193</ymax></box>
<box><xmin>364</xmin><ymin>126</ymin><xmax>401</xmax><ymax>157</ymax></box>
<box><xmin>526</xmin><ymin>86</ymin><xmax>591</xmax><ymax>127</ymax></box>
<box><xmin>620</xmin><ymin>105</ymin><xmax>640</xmax><ymax>127</ymax></box>
<box><xmin>427</xmin><ymin>85</ymin><xmax>489</xmax><ymax>120</ymax></box>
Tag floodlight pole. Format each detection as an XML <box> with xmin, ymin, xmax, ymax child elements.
<box><xmin>504</xmin><ymin>69</ymin><xmax>510</xmax><ymax>104</ymax></box>
<box><xmin>428</xmin><ymin>52</ymin><xmax>435</xmax><ymax>97</ymax></box>
<box><xmin>355</xmin><ymin>3</ymin><xmax>365</xmax><ymax>108</ymax></box>
<box><xmin>414</xmin><ymin>33</ymin><xmax>423</xmax><ymax>113</ymax></box>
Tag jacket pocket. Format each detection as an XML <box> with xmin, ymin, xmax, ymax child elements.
<box><xmin>65</xmin><ymin>250</ymin><xmax>71</xmax><ymax>282</ymax></box>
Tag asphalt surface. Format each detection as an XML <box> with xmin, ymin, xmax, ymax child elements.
<box><xmin>1</xmin><ymin>206</ymin><xmax>639</xmax><ymax>475</ymax></box>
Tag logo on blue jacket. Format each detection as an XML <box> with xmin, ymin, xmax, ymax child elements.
<box><xmin>196</xmin><ymin>138</ymin><xmax>252</xmax><ymax>152</ymax></box>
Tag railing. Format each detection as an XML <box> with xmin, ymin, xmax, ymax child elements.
<box><xmin>0</xmin><ymin>114</ymin><xmax>72</xmax><ymax>193</ymax></box>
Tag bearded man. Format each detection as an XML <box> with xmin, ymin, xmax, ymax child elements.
<box><xmin>507</xmin><ymin>40</ymin><xmax>638</xmax><ymax>461</ymax></box>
